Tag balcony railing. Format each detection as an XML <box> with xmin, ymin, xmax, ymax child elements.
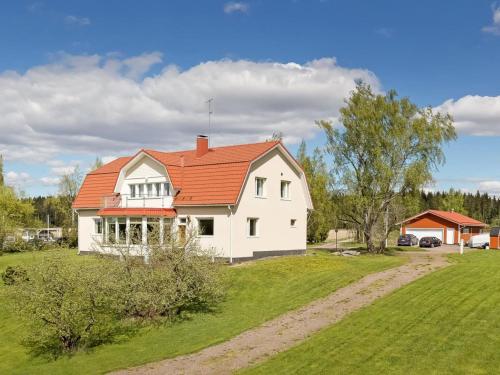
<box><xmin>101</xmin><ymin>194</ymin><xmax>173</xmax><ymax>208</ymax></box>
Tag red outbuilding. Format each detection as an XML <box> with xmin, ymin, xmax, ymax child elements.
<box><xmin>400</xmin><ymin>209</ymin><xmax>486</xmax><ymax>245</ymax></box>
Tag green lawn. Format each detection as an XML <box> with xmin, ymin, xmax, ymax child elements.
<box><xmin>0</xmin><ymin>248</ymin><xmax>403</xmax><ymax>374</ymax></box>
<box><xmin>243</xmin><ymin>251</ymin><xmax>500</xmax><ymax>375</ymax></box>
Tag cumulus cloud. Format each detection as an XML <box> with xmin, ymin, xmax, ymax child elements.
<box><xmin>224</xmin><ymin>2</ymin><xmax>249</xmax><ymax>14</ymax></box>
<box><xmin>482</xmin><ymin>3</ymin><xmax>500</xmax><ymax>35</ymax></box>
<box><xmin>0</xmin><ymin>53</ymin><xmax>380</xmax><ymax>163</ymax></box>
<box><xmin>434</xmin><ymin>95</ymin><xmax>500</xmax><ymax>135</ymax></box>
<box><xmin>5</xmin><ymin>171</ymin><xmax>32</xmax><ymax>187</ymax></box>
<box><xmin>65</xmin><ymin>15</ymin><xmax>91</xmax><ymax>26</ymax></box>
<box><xmin>40</xmin><ymin>176</ymin><xmax>60</xmax><ymax>186</ymax></box>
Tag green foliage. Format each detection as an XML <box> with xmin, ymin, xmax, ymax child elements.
<box><xmin>8</xmin><ymin>257</ymin><xmax>125</xmax><ymax>356</ymax></box>
<box><xmin>0</xmin><ymin>154</ymin><xmax>4</xmax><ymax>186</ymax></box>
<box><xmin>1</xmin><ymin>238</ymin><xmax>48</xmax><ymax>253</ymax></box>
<box><xmin>90</xmin><ymin>157</ymin><xmax>104</xmax><ymax>172</ymax></box>
<box><xmin>319</xmin><ymin>83</ymin><xmax>456</xmax><ymax>253</ymax></box>
<box><xmin>244</xmin><ymin>252</ymin><xmax>500</xmax><ymax>375</ymax></box>
<box><xmin>0</xmin><ymin>249</ymin><xmax>403</xmax><ymax>374</ymax></box>
<box><xmin>0</xmin><ymin>186</ymin><xmax>36</xmax><ymax>249</ymax></box>
<box><xmin>1</xmin><ymin>265</ymin><xmax>28</xmax><ymax>285</ymax></box>
<box><xmin>297</xmin><ymin>141</ymin><xmax>334</xmax><ymax>243</ymax></box>
<box><xmin>438</xmin><ymin>188</ymin><xmax>466</xmax><ymax>214</ymax></box>
<box><xmin>8</xmin><ymin>230</ymin><xmax>225</xmax><ymax>357</ymax></box>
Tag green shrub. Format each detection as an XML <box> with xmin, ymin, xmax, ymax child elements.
<box><xmin>9</xmin><ymin>258</ymin><xmax>126</xmax><ymax>357</ymax></box>
<box><xmin>2</xmin><ymin>239</ymin><xmax>48</xmax><ymax>253</ymax></box>
<box><xmin>1</xmin><ymin>265</ymin><xmax>29</xmax><ymax>285</ymax></box>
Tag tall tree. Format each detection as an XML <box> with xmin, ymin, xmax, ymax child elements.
<box><xmin>0</xmin><ymin>154</ymin><xmax>4</xmax><ymax>187</ymax></box>
<box><xmin>297</xmin><ymin>141</ymin><xmax>334</xmax><ymax>243</ymax></box>
<box><xmin>319</xmin><ymin>83</ymin><xmax>456</xmax><ymax>253</ymax></box>
<box><xmin>0</xmin><ymin>185</ymin><xmax>35</xmax><ymax>248</ymax></box>
<box><xmin>90</xmin><ymin>157</ymin><xmax>104</xmax><ymax>172</ymax></box>
<box><xmin>439</xmin><ymin>188</ymin><xmax>467</xmax><ymax>214</ymax></box>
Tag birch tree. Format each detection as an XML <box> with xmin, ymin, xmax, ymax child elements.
<box><xmin>319</xmin><ymin>83</ymin><xmax>456</xmax><ymax>253</ymax></box>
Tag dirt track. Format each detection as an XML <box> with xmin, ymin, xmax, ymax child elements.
<box><xmin>113</xmin><ymin>250</ymin><xmax>453</xmax><ymax>375</ymax></box>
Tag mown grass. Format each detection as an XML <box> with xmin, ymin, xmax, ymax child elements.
<box><xmin>0</xmin><ymin>248</ymin><xmax>403</xmax><ymax>374</ymax></box>
<box><xmin>243</xmin><ymin>251</ymin><xmax>500</xmax><ymax>375</ymax></box>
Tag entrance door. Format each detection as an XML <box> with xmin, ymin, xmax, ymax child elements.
<box><xmin>446</xmin><ymin>228</ymin><xmax>455</xmax><ymax>244</ymax></box>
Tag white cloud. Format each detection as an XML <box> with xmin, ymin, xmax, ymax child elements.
<box><xmin>374</xmin><ymin>27</ymin><xmax>393</xmax><ymax>38</ymax></box>
<box><xmin>5</xmin><ymin>171</ymin><xmax>32</xmax><ymax>187</ymax></box>
<box><xmin>65</xmin><ymin>15</ymin><xmax>91</xmax><ymax>26</ymax></box>
<box><xmin>482</xmin><ymin>3</ymin><xmax>500</xmax><ymax>35</ymax></box>
<box><xmin>0</xmin><ymin>53</ymin><xmax>380</xmax><ymax>163</ymax></box>
<box><xmin>224</xmin><ymin>2</ymin><xmax>249</xmax><ymax>14</ymax></box>
<box><xmin>40</xmin><ymin>176</ymin><xmax>60</xmax><ymax>186</ymax></box>
<box><xmin>478</xmin><ymin>180</ymin><xmax>500</xmax><ymax>194</ymax></box>
<box><xmin>434</xmin><ymin>95</ymin><xmax>500</xmax><ymax>135</ymax></box>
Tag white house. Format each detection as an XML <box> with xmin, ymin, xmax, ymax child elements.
<box><xmin>73</xmin><ymin>136</ymin><xmax>313</xmax><ymax>262</ymax></box>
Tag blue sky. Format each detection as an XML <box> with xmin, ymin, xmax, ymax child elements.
<box><xmin>2</xmin><ymin>0</ymin><xmax>500</xmax><ymax>196</ymax></box>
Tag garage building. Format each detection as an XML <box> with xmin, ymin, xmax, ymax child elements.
<box><xmin>400</xmin><ymin>209</ymin><xmax>486</xmax><ymax>245</ymax></box>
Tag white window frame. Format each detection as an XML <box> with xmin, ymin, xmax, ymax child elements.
<box><xmin>247</xmin><ymin>217</ymin><xmax>259</xmax><ymax>237</ymax></box>
<box><xmin>255</xmin><ymin>177</ymin><xmax>266</xmax><ymax>198</ymax></box>
<box><xmin>280</xmin><ymin>180</ymin><xmax>291</xmax><ymax>200</ymax></box>
<box><xmin>130</xmin><ymin>184</ymin><xmax>136</xmax><ymax>198</ymax></box>
<box><xmin>197</xmin><ymin>217</ymin><xmax>215</xmax><ymax>237</ymax></box>
<box><xmin>94</xmin><ymin>218</ymin><xmax>103</xmax><ymax>234</ymax></box>
<box><xmin>163</xmin><ymin>182</ymin><xmax>171</xmax><ymax>197</ymax></box>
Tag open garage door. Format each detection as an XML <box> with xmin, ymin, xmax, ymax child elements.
<box><xmin>406</xmin><ymin>228</ymin><xmax>444</xmax><ymax>242</ymax></box>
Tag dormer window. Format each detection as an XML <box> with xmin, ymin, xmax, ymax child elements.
<box><xmin>255</xmin><ymin>177</ymin><xmax>266</xmax><ymax>197</ymax></box>
<box><xmin>163</xmin><ymin>182</ymin><xmax>171</xmax><ymax>196</ymax></box>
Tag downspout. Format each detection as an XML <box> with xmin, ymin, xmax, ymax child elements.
<box><xmin>227</xmin><ymin>205</ymin><xmax>233</xmax><ymax>264</ymax></box>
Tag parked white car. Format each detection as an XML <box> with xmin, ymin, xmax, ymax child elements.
<box><xmin>467</xmin><ymin>233</ymin><xmax>489</xmax><ymax>248</ymax></box>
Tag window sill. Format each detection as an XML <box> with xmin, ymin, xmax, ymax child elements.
<box><xmin>280</xmin><ymin>198</ymin><xmax>291</xmax><ymax>201</ymax></box>
<box><xmin>247</xmin><ymin>236</ymin><xmax>260</xmax><ymax>239</ymax></box>
<box><xmin>197</xmin><ymin>235</ymin><xmax>214</xmax><ymax>238</ymax></box>
<box><xmin>254</xmin><ymin>196</ymin><xmax>267</xmax><ymax>199</ymax></box>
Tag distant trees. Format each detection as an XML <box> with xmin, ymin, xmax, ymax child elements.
<box><xmin>0</xmin><ymin>186</ymin><xmax>36</xmax><ymax>249</ymax></box>
<box><xmin>297</xmin><ymin>141</ymin><xmax>335</xmax><ymax>243</ymax></box>
<box><xmin>319</xmin><ymin>83</ymin><xmax>456</xmax><ymax>253</ymax></box>
<box><xmin>0</xmin><ymin>154</ymin><xmax>4</xmax><ymax>186</ymax></box>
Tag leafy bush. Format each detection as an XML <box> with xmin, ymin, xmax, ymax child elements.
<box><xmin>2</xmin><ymin>238</ymin><xmax>48</xmax><ymax>253</ymax></box>
<box><xmin>8</xmin><ymin>229</ymin><xmax>225</xmax><ymax>356</ymax></box>
<box><xmin>8</xmin><ymin>258</ymin><xmax>126</xmax><ymax>357</ymax></box>
<box><xmin>1</xmin><ymin>265</ymin><xmax>28</xmax><ymax>285</ymax></box>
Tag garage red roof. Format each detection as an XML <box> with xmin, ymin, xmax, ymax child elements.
<box><xmin>73</xmin><ymin>140</ymin><xmax>282</xmax><ymax>209</ymax></box>
<box><xmin>402</xmin><ymin>209</ymin><xmax>486</xmax><ymax>227</ymax></box>
<box><xmin>97</xmin><ymin>208</ymin><xmax>176</xmax><ymax>217</ymax></box>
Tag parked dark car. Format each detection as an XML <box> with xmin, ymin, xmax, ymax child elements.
<box><xmin>397</xmin><ymin>234</ymin><xmax>418</xmax><ymax>246</ymax></box>
<box><xmin>419</xmin><ymin>236</ymin><xmax>442</xmax><ymax>248</ymax></box>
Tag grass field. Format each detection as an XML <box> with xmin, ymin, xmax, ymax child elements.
<box><xmin>244</xmin><ymin>251</ymin><xmax>500</xmax><ymax>375</ymax></box>
<box><xmin>0</xmin><ymin>248</ymin><xmax>403</xmax><ymax>374</ymax></box>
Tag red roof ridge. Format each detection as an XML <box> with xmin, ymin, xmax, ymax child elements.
<box><xmin>401</xmin><ymin>209</ymin><xmax>485</xmax><ymax>226</ymax></box>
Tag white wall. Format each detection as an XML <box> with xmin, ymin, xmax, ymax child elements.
<box><xmin>77</xmin><ymin>209</ymin><xmax>100</xmax><ymax>253</ymax></box>
<box><xmin>118</xmin><ymin>155</ymin><xmax>173</xmax><ymax>208</ymax></box>
<box><xmin>175</xmin><ymin>206</ymin><xmax>231</xmax><ymax>258</ymax></box>
<box><xmin>231</xmin><ymin>148</ymin><xmax>308</xmax><ymax>258</ymax></box>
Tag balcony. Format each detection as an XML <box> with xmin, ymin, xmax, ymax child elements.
<box><xmin>101</xmin><ymin>194</ymin><xmax>173</xmax><ymax>209</ymax></box>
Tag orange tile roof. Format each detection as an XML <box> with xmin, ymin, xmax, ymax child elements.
<box><xmin>97</xmin><ymin>208</ymin><xmax>176</xmax><ymax>217</ymax></box>
<box><xmin>402</xmin><ymin>209</ymin><xmax>486</xmax><ymax>227</ymax></box>
<box><xmin>73</xmin><ymin>141</ymin><xmax>282</xmax><ymax>209</ymax></box>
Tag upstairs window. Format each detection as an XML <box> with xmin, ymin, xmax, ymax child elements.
<box><xmin>147</xmin><ymin>183</ymin><xmax>153</xmax><ymax>197</ymax></box>
<box><xmin>198</xmin><ymin>218</ymin><xmax>214</xmax><ymax>236</ymax></box>
<box><xmin>130</xmin><ymin>184</ymin><xmax>136</xmax><ymax>198</ymax></box>
<box><xmin>255</xmin><ymin>177</ymin><xmax>266</xmax><ymax>197</ymax></box>
<box><xmin>281</xmin><ymin>181</ymin><xmax>290</xmax><ymax>199</ymax></box>
<box><xmin>164</xmin><ymin>182</ymin><xmax>171</xmax><ymax>196</ymax></box>
<box><xmin>154</xmin><ymin>183</ymin><xmax>161</xmax><ymax>197</ymax></box>
<box><xmin>290</xmin><ymin>219</ymin><xmax>297</xmax><ymax>227</ymax></box>
<box><xmin>137</xmin><ymin>184</ymin><xmax>144</xmax><ymax>197</ymax></box>
<box><xmin>248</xmin><ymin>218</ymin><xmax>259</xmax><ymax>237</ymax></box>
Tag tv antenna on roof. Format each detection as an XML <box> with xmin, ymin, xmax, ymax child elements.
<box><xmin>206</xmin><ymin>98</ymin><xmax>214</xmax><ymax>146</ymax></box>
